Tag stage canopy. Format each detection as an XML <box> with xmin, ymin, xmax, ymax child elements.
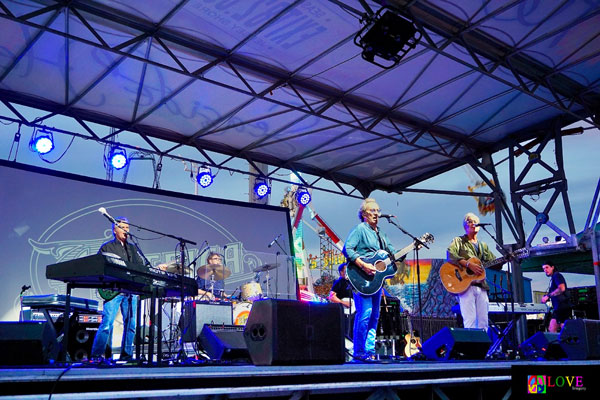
<box><xmin>1</xmin><ymin>0</ymin><xmax>599</xmax><ymax>197</ymax></box>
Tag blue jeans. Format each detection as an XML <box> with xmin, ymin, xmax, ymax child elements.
<box><xmin>352</xmin><ymin>289</ymin><xmax>382</xmax><ymax>356</ymax></box>
<box><xmin>91</xmin><ymin>294</ymin><xmax>138</xmax><ymax>358</ymax></box>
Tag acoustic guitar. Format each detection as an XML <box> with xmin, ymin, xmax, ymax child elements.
<box><xmin>403</xmin><ymin>312</ymin><xmax>421</xmax><ymax>357</ymax></box>
<box><xmin>347</xmin><ymin>233</ymin><xmax>434</xmax><ymax>296</ymax></box>
<box><xmin>439</xmin><ymin>248</ymin><xmax>528</xmax><ymax>294</ymax></box>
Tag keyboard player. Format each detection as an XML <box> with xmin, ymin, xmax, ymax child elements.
<box><xmin>91</xmin><ymin>217</ymin><xmax>144</xmax><ymax>362</ymax></box>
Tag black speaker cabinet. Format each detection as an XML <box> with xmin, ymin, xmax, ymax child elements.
<box><xmin>520</xmin><ymin>332</ymin><xmax>566</xmax><ymax>360</ymax></box>
<box><xmin>244</xmin><ymin>299</ymin><xmax>345</xmax><ymax>365</ymax></box>
<box><xmin>420</xmin><ymin>327</ymin><xmax>491</xmax><ymax>360</ymax></box>
<box><xmin>199</xmin><ymin>324</ymin><xmax>248</xmax><ymax>360</ymax></box>
<box><xmin>559</xmin><ymin>319</ymin><xmax>600</xmax><ymax>360</ymax></box>
<box><xmin>182</xmin><ymin>301</ymin><xmax>232</xmax><ymax>342</ymax></box>
<box><xmin>68</xmin><ymin>324</ymin><xmax>99</xmax><ymax>361</ymax></box>
<box><xmin>0</xmin><ymin>322</ymin><xmax>59</xmax><ymax>365</ymax></box>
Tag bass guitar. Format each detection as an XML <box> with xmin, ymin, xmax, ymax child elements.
<box><xmin>439</xmin><ymin>248</ymin><xmax>529</xmax><ymax>294</ymax></box>
<box><xmin>347</xmin><ymin>233</ymin><xmax>434</xmax><ymax>295</ymax></box>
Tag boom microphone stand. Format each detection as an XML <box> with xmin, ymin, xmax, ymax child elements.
<box><xmin>475</xmin><ymin>224</ymin><xmax>519</xmax><ymax>358</ymax></box>
<box><xmin>381</xmin><ymin>216</ymin><xmax>429</xmax><ymax>344</ymax></box>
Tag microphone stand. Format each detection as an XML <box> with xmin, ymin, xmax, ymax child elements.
<box><xmin>383</xmin><ymin>217</ymin><xmax>429</xmax><ymax>343</ymax></box>
<box><xmin>120</xmin><ymin>220</ymin><xmax>196</xmax><ymax>365</ymax></box>
<box><xmin>476</xmin><ymin>225</ymin><xmax>518</xmax><ymax>358</ymax></box>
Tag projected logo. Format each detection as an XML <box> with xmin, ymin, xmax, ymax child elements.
<box><xmin>527</xmin><ymin>375</ymin><xmax>586</xmax><ymax>394</ymax></box>
<box><xmin>26</xmin><ymin>198</ymin><xmax>270</xmax><ymax>300</ymax></box>
<box><xmin>528</xmin><ymin>375</ymin><xmax>546</xmax><ymax>394</ymax></box>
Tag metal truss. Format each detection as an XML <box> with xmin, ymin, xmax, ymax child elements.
<box><xmin>385</xmin><ymin>0</ymin><xmax>600</xmax><ymax>130</ymax></box>
<box><xmin>0</xmin><ymin>0</ymin><xmax>598</xmax><ymax>197</ymax></box>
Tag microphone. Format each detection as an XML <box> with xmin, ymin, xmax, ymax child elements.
<box><xmin>98</xmin><ymin>207</ymin><xmax>117</xmax><ymax>224</ymax></box>
<box><xmin>379</xmin><ymin>214</ymin><xmax>395</xmax><ymax>219</ymax></box>
<box><xmin>20</xmin><ymin>285</ymin><xmax>31</xmax><ymax>295</ymax></box>
<box><xmin>475</xmin><ymin>223</ymin><xmax>492</xmax><ymax>227</ymax></box>
<box><xmin>268</xmin><ymin>233</ymin><xmax>282</xmax><ymax>248</ymax></box>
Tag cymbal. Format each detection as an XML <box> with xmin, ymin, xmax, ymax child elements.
<box><xmin>165</xmin><ymin>262</ymin><xmax>193</xmax><ymax>275</ymax></box>
<box><xmin>253</xmin><ymin>263</ymin><xmax>279</xmax><ymax>272</ymax></box>
<box><xmin>197</xmin><ymin>264</ymin><xmax>231</xmax><ymax>281</ymax></box>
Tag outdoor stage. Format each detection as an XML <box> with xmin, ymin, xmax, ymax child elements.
<box><xmin>1</xmin><ymin>359</ymin><xmax>598</xmax><ymax>399</ymax></box>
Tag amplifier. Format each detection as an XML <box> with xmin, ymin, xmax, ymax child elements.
<box><xmin>182</xmin><ymin>300</ymin><xmax>232</xmax><ymax>342</ymax></box>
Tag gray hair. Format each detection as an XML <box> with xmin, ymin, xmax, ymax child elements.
<box><xmin>358</xmin><ymin>198</ymin><xmax>379</xmax><ymax>221</ymax></box>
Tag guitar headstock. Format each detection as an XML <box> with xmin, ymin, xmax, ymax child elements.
<box><xmin>416</xmin><ymin>233</ymin><xmax>435</xmax><ymax>249</ymax></box>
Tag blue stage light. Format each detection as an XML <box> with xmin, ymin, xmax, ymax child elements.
<box><xmin>254</xmin><ymin>180</ymin><xmax>270</xmax><ymax>199</ymax></box>
<box><xmin>33</xmin><ymin>135</ymin><xmax>54</xmax><ymax>154</ymax></box>
<box><xmin>197</xmin><ymin>167</ymin><xmax>213</xmax><ymax>188</ymax></box>
<box><xmin>109</xmin><ymin>148</ymin><xmax>128</xmax><ymax>169</ymax></box>
<box><xmin>296</xmin><ymin>189</ymin><xmax>311</xmax><ymax>206</ymax></box>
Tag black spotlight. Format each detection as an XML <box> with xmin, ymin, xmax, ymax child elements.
<box><xmin>355</xmin><ymin>8</ymin><xmax>421</xmax><ymax>69</ymax></box>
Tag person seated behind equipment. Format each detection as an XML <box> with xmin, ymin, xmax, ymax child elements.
<box><xmin>196</xmin><ymin>252</ymin><xmax>229</xmax><ymax>301</ymax></box>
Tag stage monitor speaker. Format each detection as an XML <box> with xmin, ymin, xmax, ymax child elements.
<box><xmin>420</xmin><ymin>327</ymin><xmax>491</xmax><ymax>361</ymax></box>
<box><xmin>520</xmin><ymin>332</ymin><xmax>566</xmax><ymax>360</ymax></box>
<box><xmin>199</xmin><ymin>324</ymin><xmax>248</xmax><ymax>360</ymax></box>
<box><xmin>0</xmin><ymin>322</ymin><xmax>59</xmax><ymax>365</ymax></box>
<box><xmin>182</xmin><ymin>301</ymin><xmax>232</xmax><ymax>342</ymax></box>
<box><xmin>244</xmin><ymin>299</ymin><xmax>345</xmax><ymax>366</ymax></box>
<box><xmin>559</xmin><ymin>319</ymin><xmax>600</xmax><ymax>360</ymax></box>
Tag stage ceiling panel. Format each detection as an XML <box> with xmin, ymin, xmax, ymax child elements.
<box><xmin>0</xmin><ymin>0</ymin><xmax>599</xmax><ymax>197</ymax></box>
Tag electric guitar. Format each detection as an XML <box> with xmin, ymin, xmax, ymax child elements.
<box><xmin>439</xmin><ymin>248</ymin><xmax>529</xmax><ymax>294</ymax></box>
<box><xmin>403</xmin><ymin>312</ymin><xmax>421</xmax><ymax>357</ymax></box>
<box><xmin>98</xmin><ymin>288</ymin><xmax>120</xmax><ymax>301</ymax></box>
<box><xmin>347</xmin><ymin>233</ymin><xmax>434</xmax><ymax>295</ymax></box>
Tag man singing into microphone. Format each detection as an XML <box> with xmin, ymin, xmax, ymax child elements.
<box><xmin>91</xmin><ymin>217</ymin><xmax>143</xmax><ymax>362</ymax></box>
<box><xmin>446</xmin><ymin>213</ymin><xmax>496</xmax><ymax>330</ymax></box>
<box><xmin>343</xmin><ymin>198</ymin><xmax>396</xmax><ymax>361</ymax></box>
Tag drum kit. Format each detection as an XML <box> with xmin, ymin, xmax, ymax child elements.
<box><xmin>233</xmin><ymin>262</ymin><xmax>279</xmax><ymax>325</ymax></box>
<box><xmin>157</xmin><ymin>261</ymin><xmax>281</xmax><ymax>332</ymax></box>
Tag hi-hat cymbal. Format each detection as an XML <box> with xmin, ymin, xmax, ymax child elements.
<box><xmin>197</xmin><ymin>264</ymin><xmax>231</xmax><ymax>281</ymax></box>
<box><xmin>165</xmin><ymin>262</ymin><xmax>193</xmax><ymax>275</ymax></box>
<box><xmin>253</xmin><ymin>263</ymin><xmax>279</xmax><ymax>272</ymax></box>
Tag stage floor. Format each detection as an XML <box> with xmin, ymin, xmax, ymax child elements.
<box><xmin>1</xmin><ymin>359</ymin><xmax>599</xmax><ymax>399</ymax></box>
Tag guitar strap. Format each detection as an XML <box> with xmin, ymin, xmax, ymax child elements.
<box><xmin>375</xmin><ymin>229</ymin><xmax>386</xmax><ymax>251</ymax></box>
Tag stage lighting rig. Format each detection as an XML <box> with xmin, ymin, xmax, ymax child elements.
<box><xmin>196</xmin><ymin>166</ymin><xmax>214</xmax><ymax>188</ymax></box>
<box><xmin>254</xmin><ymin>180</ymin><xmax>271</xmax><ymax>199</ymax></box>
<box><xmin>109</xmin><ymin>147</ymin><xmax>128</xmax><ymax>170</ymax></box>
<box><xmin>296</xmin><ymin>188</ymin><xmax>311</xmax><ymax>206</ymax></box>
<box><xmin>354</xmin><ymin>7</ymin><xmax>421</xmax><ymax>69</ymax></box>
<box><xmin>30</xmin><ymin>127</ymin><xmax>54</xmax><ymax>155</ymax></box>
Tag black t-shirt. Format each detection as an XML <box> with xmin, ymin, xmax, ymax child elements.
<box><xmin>549</xmin><ymin>272</ymin><xmax>569</xmax><ymax>310</ymax></box>
<box><xmin>331</xmin><ymin>277</ymin><xmax>353</xmax><ymax>300</ymax></box>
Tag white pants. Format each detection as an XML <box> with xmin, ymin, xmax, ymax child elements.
<box><xmin>458</xmin><ymin>285</ymin><xmax>489</xmax><ymax>330</ymax></box>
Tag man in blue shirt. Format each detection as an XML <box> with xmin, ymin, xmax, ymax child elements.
<box><xmin>343</xmin><ymin>198</ymin><xmax>395</xmax><ymax>361</ymax></box>
<box><xmin>197</xmin><ymin>252</ymin><xmax>228</xmax><ymax>300</ymax></box>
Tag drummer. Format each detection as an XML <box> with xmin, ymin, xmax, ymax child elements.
<box><xmin>197</xmin><ymin>251</ymin><xmax>229</xmax><ymax>301</ymax></box>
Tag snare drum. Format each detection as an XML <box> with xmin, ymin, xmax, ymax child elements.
<box><xmin>241</xmin><ymin>282</ymin><xmax>262</xmax><ymax>301</ymax></box>
<box><xmin>233</xmin><ymin>301</ymin><xmax>253</xmax><ymax>326</ymax></box>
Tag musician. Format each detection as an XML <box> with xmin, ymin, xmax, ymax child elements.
<box><xmin>343</xmin><ymin>198</ymin><xmax>396</xmax><ymax>361</ymax></box>
<box><xmin>541</xmin><ymin>262</ymin><xmax>571</xmax><ymax>333</ymax></box>
<box><xmin>91</xmin><ymin>217</ymin><xmax>143</xmax><ymax>362</ymax></box>
<box><xmin>446</xmin><ymin>212</ymin><xmax>496</xmax><ymax>330</ymax></box>
<box><xmin>196</xmin><ymin>252</ymin><xmax>227</xmax><ymax>301</ymax></box>
<box><xmin>328</xmin><ymin>263</ymin><xmax>354</xmax><ymax>338</ymax></box>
